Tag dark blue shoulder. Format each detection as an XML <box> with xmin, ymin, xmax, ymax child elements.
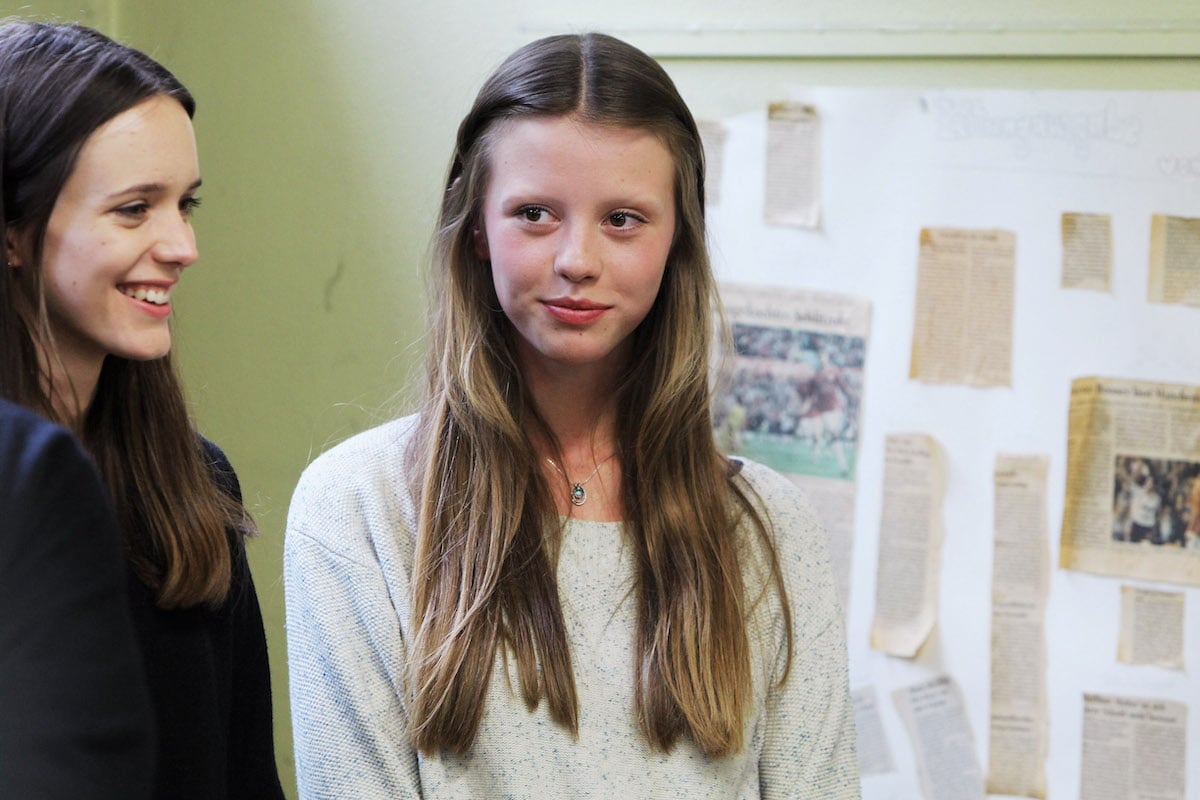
<box><xmin>0</xmin><ymin>398</ymin><xmax>67</xmax><ymax>464</ymax></box>
<box><xmin>0</xmin><ymin>399</ymin><xmax>100</xmax><ymax>509</ymax></box>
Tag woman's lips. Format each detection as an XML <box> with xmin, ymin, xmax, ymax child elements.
<box><xmin>543</xmin><ymin>299</ymin><xmax>608</xmax><ymax>325</ymax></box>
<box><xmin>119</xmin><ymin>283</ymin><xmax>173</xmax><ymax>319</ymax></box>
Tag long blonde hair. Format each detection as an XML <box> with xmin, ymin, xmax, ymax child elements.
<box><xmin>407</xmin><ymin>32</ymin><xmax>792</xmax><ymax>756</ymax></box>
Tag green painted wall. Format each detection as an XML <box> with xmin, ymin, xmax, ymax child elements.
<box><xmin>4</xmin><ymin>3</ymin><xmax>1197</xmax><ymax>797</ymax></box>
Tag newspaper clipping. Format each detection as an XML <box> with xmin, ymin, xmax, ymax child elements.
<box><xmin>763</xmin><ymin>102</ymin><xmax>821</xmax><ymax>228</ymax></box>
<box><xmin>1080</xmin><ymin>693</ymin><xmax>1187</xmax><ymax>800</ymax></box>
<box><xmin>893</xmin><ymin>674</ymin><xmax>985</xmax><ymax>800</ymax></box>
<box><xmin>1116</xmin><ymin>585</ymin><xmax>1185</xmax><ymax>670</ymax></box>
<box><xmin>869</xmin><ymin>433</ymin><xmax>945</xmax><ymax>658</ymax></box>
<box><xmin>987</xmin><ymin>454</ymin><xmax>1050</xmax><ymax>799</ymax></box>
<box><xmin>1148</xmin><ymin>213</ymin><xmax>1200</xmax><ymax>307</ymax></box>
<box><xmin>1061</xmin><ymin>211</ymin><xmax>1112</xmax><ymax>292</ymax></box>
<box><xmin>697</xmin><ymin>119</ymin><xmax>728</xmax><ymax>207</ymax></box>
<box><xmin>713</xmin><ymin>283</ymin><xmax>871</xmax><ymax>612</ymax></box>
<box><xmin>852</xmin><ymin>686</ymin><xmax>896</xmax><ymax>777</ymax></box>
<box><xmin>908</xmin><ymin>226</ymin><xmax>1015</xmax><ymax>388</ymax></box>
<box><xmin>1059</xmin><ymin>376</ymin><xmax>1200</xmax><ymax>586</ymax></box>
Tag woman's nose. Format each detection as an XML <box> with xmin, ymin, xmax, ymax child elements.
<box><xmin>554</xmin><ymin>223</ymin><xmax>599</xmax><ymax>282</ymax></box>
<box><xmin>153</xmin><ymin>217</ymin><xmax>198</xmax><ymax>267</ymax></box>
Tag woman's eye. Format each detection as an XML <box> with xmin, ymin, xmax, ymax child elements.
<box><xmin>116</xmin><ymin>202</ymin><xmax>149</xmax><ymax>219</ymax></box>
<box><xmin>607</xmin><ymin>211</ymin><xmax>644</xmax><ymax>229</ymax></box>
<box><xmin>181</xmin><ymin>196</ymin><xmax>203</xmax><ymax>217</ymax></box>
<box><xmin>519</xmin><ymin>206</ymin><xmax>547</xmax><ymax>223</ymax></box>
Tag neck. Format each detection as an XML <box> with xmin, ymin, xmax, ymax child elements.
<box><xmin>532</xmin><ymin>389</ymin><xmax>618</xmax><ymax>475</ymax></box>
<box><xmin>39</xmin><ymin>343</ymin><xmax>102</xmax><ymax>428</ymax></box>
<box><xmin>522</xmin><ymin>355</ymin><xmax>624</xmax><ymax>459</ymax></box>
<box><xmin>520</xmin><ymin>352</ymin><xmax>626</xmax><ymax>521</ymax></box>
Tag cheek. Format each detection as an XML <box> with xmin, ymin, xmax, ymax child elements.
<box><xmin>39</xmin><ymin>249</ymin><xmax>75</xmax><ymax>295</ymax></box>
<box><xmin>487</xmin><ymin>259</ymin><xmax>525</xmax><ymax>319</ymax></box>
<box><xmin>486</xmin><ymin>225</ymin><xmax>525</xmax><ymax>263</ymax></box>
<box><xmin>639</xmin><ymin>272</ymin><xmax>667</xmax><ymax>319</ymax></box>
<box><xmin>637</xmin><ymin>242</ymin><xmax>672</xmax><ymax>300</ymax></box>
<box><xmin>488</xmin><ymin>236</ymin><xmax>542</xmax><ymax>291</ymax></box>
<box><xmin>42</xmin><ymin>229</ymin><xmax>92</xmax><ymax>282</ymax></box>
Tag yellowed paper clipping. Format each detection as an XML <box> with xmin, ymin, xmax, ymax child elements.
<box><xmin>764</xmin><ymin>102</ymin><xmax>820</xmax><ymax>228</ymax></box>
<box><xmin>1061</xmin><ymin>212</ymin><xmax>1112</xmax><ymax>292</ymax></box>
<box><xmin>987</xmin><ymin>454</ymin><xmax>1050</xmax><ymax>799</ymax></box>
<box><xmin>714</xmin><ymin>283</ymin><xmax>871</xmax><ymax>615</ymax></box>
<box><xmin>1149</xmin><ymin>214</ymin><xmax>1200</xmax><ymax>307</ymax></box>
<box><xmin>869</xmin><ymin>433</ymin><xmax>944</xmax><ymax>657</ymax></box>
<box><xmin>1117</xmin><ymin>585</ymin><xmax>1185</xmax><ymax>670</ymax></box>
<box><xmin>1059</xmin><ymin>376</ymin><xmax>1200</xmax><ymax>586</ymax></box>
<box><xmin>697</xmin><ymin>119</ymin><xmax>727</xmax><ymax>207</ymax></box>
<box><xmin>1080</xmin><ymin>693</ymin><xmax>1187</xmax><ymax>800</ymax></box>
<box><xmin>909</xmin><ymin>227</ymin><xmax>1015</xmax><ymax>387</ymax></box>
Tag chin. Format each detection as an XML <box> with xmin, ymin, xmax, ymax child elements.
<box><xmin>119</xmin><ymin>341</ymin><xmax>173</xmax><ymax>362</ymax></box>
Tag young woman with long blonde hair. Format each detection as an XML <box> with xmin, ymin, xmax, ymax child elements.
<box><xmin>286</xmin><ymin>32</ymin><xmax>859</xmax><ymax>799</ymax></box>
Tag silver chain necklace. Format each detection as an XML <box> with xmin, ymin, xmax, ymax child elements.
<box><xmin>545</xmin><ymin>453</ymin><xmax>615</xmax><ymax>506</ymax></box>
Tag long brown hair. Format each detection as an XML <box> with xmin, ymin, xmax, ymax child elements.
<box><xmin>0</xmin><ymin>21</ymin><xmax>244</xmax><ymax>608</ymax></box>
<box><xmin>407</xmin><ymin>32</ymin><xmax>792</xmax><ymax>756</ymax></box>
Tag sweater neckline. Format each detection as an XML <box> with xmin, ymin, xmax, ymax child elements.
<box><xmin>561</xmin><ymin>516</ymin><xmax>623</xmax><ymax>531</ymax></box>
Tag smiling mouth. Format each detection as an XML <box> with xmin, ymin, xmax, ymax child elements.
<box><xmin>120</xmin><ymin>285</ymin><xmax>171</xmax><ymax>305</ymax></box>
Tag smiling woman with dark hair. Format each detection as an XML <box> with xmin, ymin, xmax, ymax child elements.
<box><xmin>0</xmin><ymin>21</ymin><xmax>283</xmax><ymax>799</ymax></box>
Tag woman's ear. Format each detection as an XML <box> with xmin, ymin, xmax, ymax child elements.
<box><xmin>5</xmin><ymin>226</ymin><xmax>24</xmax><ymax>268</ymax></box>
<box><xmin>473</xmin><ymin>225</ymin><xmax>490</xmax><ymax>261</ymax></box>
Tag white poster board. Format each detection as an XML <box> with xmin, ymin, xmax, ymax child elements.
<box><xmin>707</xmin><ymin>88</ymin><xmax>1200</xmax><ymax>800</ymax></box>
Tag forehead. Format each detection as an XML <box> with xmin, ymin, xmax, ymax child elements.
<box><xmin>65</xmin><ymin>95</ymin><xmax>199</xmax><ymax>194</ymax></box>
<box><xmin>484</xmin><ymin>115</ymin><xmax>675</xmax><ymax>193</ymax></box>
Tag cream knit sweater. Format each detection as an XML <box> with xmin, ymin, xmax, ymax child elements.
<box><xmin>285</xmin><ymin>416</ymin><xmax>860</xmax><ymax>799</ymax></box>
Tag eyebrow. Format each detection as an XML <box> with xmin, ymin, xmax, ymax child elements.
<box><xmin>106</xmin><ymin>178</ymin><xmax>203</xmax><ymax>198</ymax></box>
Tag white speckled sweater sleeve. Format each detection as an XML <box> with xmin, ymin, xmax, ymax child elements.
<box><xmin>284</xmin><ymin>419</ymin><xmax>423</xmax><ymax>799</ymax></box>
<box><xmin>736</xmin><ymin>461</ymin><xmax>861</xmax><ymax>800</ymax></box>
